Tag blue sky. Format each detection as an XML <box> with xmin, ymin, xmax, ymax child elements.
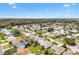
<box><xmin>0</xmin><ymin>3</ymin><xmax>79</xmax><ymax>18</ymax></box>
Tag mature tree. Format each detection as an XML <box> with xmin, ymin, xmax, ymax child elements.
<box><xmin>4</xmin><ymin>47</ymin><xmax>17</xmax><ymax>55</ymax></box>
<box><xmin>12</xmin><ymin>29</ymin><xmax>20</xmax><ymax>37</ymax></box>
<box><xmin>0</xmin><ymin>32</ymin><xmax>5</xmax><ymax>40</ymax></box>
<box><xmin>44</xmin><ymin>49</ymin><xmax>49</xmax><ymax>55</ymax></box>
<box><xmin>47</xmin><ymin>28</ymin><xmax>54</xmax><ymax>32</ymax></box>
<box><xmin>63</xmin><ymin>37</ymin><xmax>76</xmax><ymax>46</ymax></box>
<box><xmin>27</xmin><ymin>38</ymin><xmax>34</xmax><ymax>44</ymax></box>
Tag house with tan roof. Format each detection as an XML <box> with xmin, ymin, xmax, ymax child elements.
<box><xmin>12</xmin><ymin>37</ymin><xmax>22</xmax><ymax>45</ymax></box>
<box><xmin>17</xmin><ymin>48</ymin><xmax>31</xmax><ymax>55</ymax></box>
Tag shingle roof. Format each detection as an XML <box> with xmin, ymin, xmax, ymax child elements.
<box><xmin>62</xmin><ymin>50</ymin><xmax>74</xmax><ymax>55</ymax></box>
<box><xmin>51</xmin><ymin>45</ymin><xmax>65</xmax><ymax>54</ymax></box>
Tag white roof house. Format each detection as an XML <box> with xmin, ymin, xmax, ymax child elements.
<box><xmin>15</xmin><ymin>42</ymin><xmax>25</xmax><ymax>49</ymax></box>
<box><xmin>67</xmin><ymin>34</ymin><xmax>76</xmax><ymax>40</ymax></box>
<box><xmin>36</xmin><ymin>37</ymin><xmax>52</xmax><ymax>49</ymax></box>
<box><xmin>51</xmin><ymin>45</ymin><xmax>65</xmax><ymax>55</ymax></box>
<box><xmin>7</xmin><ymin>36</ymin><xmax>16</xmax><ymax>41</ymax></box>
<box><xmin>25</xmin><ymin>33</ymin><xmax>33</xmax><ymax>37</ymax></box>
<box><xmin>1</xmin><ymin>28</ymin><xmax>8</xmax><ymax>33</ymax></box>
<box><xmin>62</xmin><ymin>50</ymin><xmax>74</xmax><ymax>55</ymax></box>
<box><xmin>5</xmin><ymin>33</ymin><xmax>14</xmax><ymax>38</ymax></box>
<box><xmin>44</xmin><ymin>41</ymin><xmax>52</xmax><ymax>49</ymax></box>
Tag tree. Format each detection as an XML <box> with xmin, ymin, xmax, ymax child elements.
<box><xmin>63</xmin><ymin>37</ymin><xmax>76</xmax><ymax>46</ymax></box>
<box><xmin>0</xmin><ymin>32</ymin><xmax>5</xmax><ymax>40</ymax></box>
<box><xmin>4</xmin><ymin>47</ymin><xmax>17</xmax><ymax>55</ymax></box>
<box><xmin>18</xmin><ymin>34</ymin><xmax>26</xmax><ymax>38</ymax></box>
<box><xmin>33</xmin><ymin>41</ymin><xmax>38</xmax><ymax>47</ymax></box>
<box><xmin>0</xmin><ymin>24</ymin><xmax>5</xmax><ymax>28</ymax></box>
<box><xmin>12</xmin><ymin>30</ymin><xmax>20</xmax><ymax>37</ymax></box>
<box><xmin>44</xmin><ymin>49</ymin><xmax>49</xmax><ymax>55</ymax></box>
<box><xmin>27</xmin><ymin>38</ymin><xmax>34</xmax><ymax>44</ymax></box>
<box><xmin>8</xmin><ymin>22</ymin><xmax>15</xmax><ymax>29</ymax></box>
<box><xmin>48</xmin><ymin>28</ymin><xmax>53</xmax><ymax>32</ymax></box>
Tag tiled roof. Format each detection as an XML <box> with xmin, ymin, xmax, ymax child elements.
<box><xmin>17</xmin><ymin>48</ymin><xmax>31</xmax><ymax>55</ymax></box>
<box><xmin>12</xmin><ymin>37</ymin><xmax>22</xmax><ymax>44</ymax></box>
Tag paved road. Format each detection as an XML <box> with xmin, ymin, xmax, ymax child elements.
<box><xmin>0</xmin><ymin>44</ymin><xmax>3</xmax><ymax>55</ymax></box>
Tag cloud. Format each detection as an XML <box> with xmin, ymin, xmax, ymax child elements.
<box><xmin>12</xmin><ymin>5</ymin><xmax>16</xmax><ymax>8</ymax></box>
<box><xmin>63</xmin><ymin>4</ymin><xmax>71</xmax><ymax>7</ymax></box>
<box><xmin>9</xmin><ymin>2</ymin><xmax>16</xmax><ymax>5</ymax></box>
<box><xmin>9</xmin><ymin>3</ymin><xmax>16</xmax><ymax>8</ymax></box>
<box><xmin>63</xmin><ymin>3</ymin><xmax>76</xmax><ymax>8</ymax></box>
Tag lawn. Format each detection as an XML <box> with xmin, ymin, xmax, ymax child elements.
<box><xmin>46</xmin><ymin>35</ymin><xmax>52</xmax><ymax>40</ymax></box>
<box><xmin>28</xmin><ymin>45</ymin><xmax>44</xmax><ymax>55</ymax></box>
<box><xmin>75</xmin><ymin>37</ymin><xmax>79</xmax><ymax>43</ymax></box>
<box><xmin>17</xmin><ymin>34</ymin><xmax>26</xmax><ymax>38</ymax></box>
<box><xmin>0</xmin><ymin>40</ymin><xmax>9</xmax><ymax>44</ymax></box>
<box><xmin>8</xmin><ymin>29</ymin><xmax>14</xmax><ymax>32</ymax></box>
<box><xmin>2</xmin><ymin>44</ymin><xmax>10</xmax><ymax>49</ymax></box>
<box><xmin>47</xmin><ymin>48</ymin><xmax>57</xmax><ymax>55</ymax></box>
<box><xmin>54</xmin><ymin>38</ymin><xmax>63</xmax><ymax>43</ymax></box>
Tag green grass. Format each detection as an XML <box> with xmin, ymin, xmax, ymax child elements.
<box><xmin>75</xmin><ymin>37</ymin><xmax>79</xmax><ymax>42</ymax></box>
<box><xmin>28</xmin><ymin>45</ymin><xmax>43</xmax><ymax>55</ymax></box>
<box><xmin>1</xmin><ymin>40</ymin><xmax>9</xmax><ymax>44</ymax></box>
<box><xmin>47</xmin><ymin>48</ymin><xmax>58</xmax><ymax>55</ymax></box>
<box><xmin>17</xmin><ymin>34</ymin><xmax>26</xmax><ymax>38</ymax></box>
<box><xmin>55</xmin><ymin>38</ymin><xmax>63</xmax><ymax>43</ymax></box>
<box><xmin>2</xmin><ymin>44</ymin><xmax>10</xmax><ymax>49</ymax></box>
<box><xmin>46</xmin><ymin>35</ymin><xmax>52</xmax><ymax>39</ymax></box>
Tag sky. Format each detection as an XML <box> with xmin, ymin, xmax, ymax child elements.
<box><xmin>0</xmin><ymin>3</ymin><xmax>79</xmax><ymax>18</ymax></box>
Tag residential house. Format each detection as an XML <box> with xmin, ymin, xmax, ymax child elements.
<box><xmin>17</xmin><ymin>48</ymin><xmax>31</xmax><ymax>55</ymax></box>
<box><xmin>51</xmin><ymin>45</ymin><xmax>65</xmax><ymax>55</ymax></box>
<box><xmin>62</xmin><ymin>50</ymin><xmax>74</xmax><ymax>55</ymax></box>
